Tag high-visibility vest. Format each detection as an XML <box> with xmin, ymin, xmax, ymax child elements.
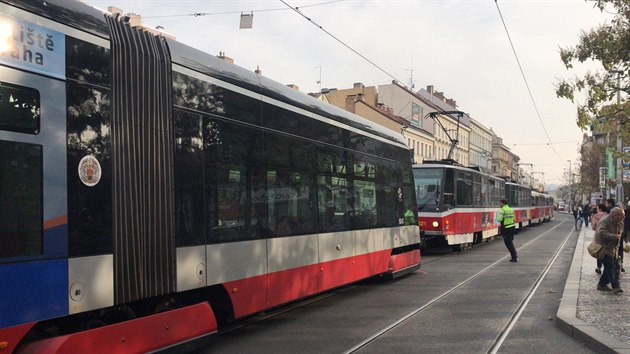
<box><xmin>498</xmin><ymin>204</ymin><xmax>515</xmax><ymax>228</ymax></box>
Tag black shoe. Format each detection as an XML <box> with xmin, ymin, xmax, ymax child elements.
<box><xmin>596</xmin><ymin>268</ymin><xmax>602</xmax><ymax>274</ymax></box>
<box><xmin>597</xmin><ymin>285</ymin><xmax>613</xmax><ymax>292</ymax></box>
<box><xmin>621</xmin><ymin>267</ymin><xmax>625</xmax><ymax>273</ymax></box>
<box><xmin>613</xmin><ymin>288</ymin><xmax>624</xmax><ymax>294</ymax></box>
<box><xmin>509</xmin><ymin>259</ymin><xmax>517</xmax><ymax>262</ymax></box>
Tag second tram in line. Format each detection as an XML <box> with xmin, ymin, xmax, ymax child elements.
<box><xmin>413</xmin><ymin>161</ymin><xmax>555</xmax><ymax>250</ymax></box>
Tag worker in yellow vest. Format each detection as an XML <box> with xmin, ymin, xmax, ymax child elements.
<box><xmin>498</xmin><ymin>199</ymin><xmax>517</xmax><ymax>262</ymax></box>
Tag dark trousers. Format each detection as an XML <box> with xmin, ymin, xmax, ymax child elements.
<box><xmin>598</xmin><ymin>255</ymin><xmax>620</xmax><ymax>289</ymax></box>
<box><xmin>502</xmin><ymin>226</ymin><xmax>517</xmax><ymax>260</ymax></box>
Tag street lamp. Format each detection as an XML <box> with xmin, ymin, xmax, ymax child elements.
<box><xmin>567</xmin><ymin>160</ymin><xmax>573</xmax><ymax>211</ymax></box>
<box><xmin>611</xmin><ymin>70</ymin><xmax>624</xmax><ymax>203</ymax></box>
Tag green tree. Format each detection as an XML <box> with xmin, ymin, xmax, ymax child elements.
<box><xmin>556</xmin><ymin>0</ymin><xmax>630</xmax><ymax>132</ymax></box>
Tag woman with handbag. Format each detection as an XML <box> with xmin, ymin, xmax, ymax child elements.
<box><xmin>594</xmin><ymin>207</ymin><xmax>624</xmax><ymax>294</ymax></box>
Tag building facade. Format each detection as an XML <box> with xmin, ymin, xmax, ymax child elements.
<box><xmin>469</xmin><ymin>117</ymin><xmax>493</xmax><ymax>173</ymax></box>
<box><xmin>492</xmin><ymin>131</ymin><xmax>519</xmax><ymax>180</ymax></box>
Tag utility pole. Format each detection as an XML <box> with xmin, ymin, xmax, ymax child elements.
<box><xmin>517</xmin><ymin>163</ymin><xmax>533</xmax><ymax>185</ymax></box>
<box><xmin>612</xmin><ymin>70</ymin><xmax>624</xmax><ymax>203</ymax></box>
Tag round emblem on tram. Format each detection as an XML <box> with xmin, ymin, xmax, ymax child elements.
<box><xmin>78</xmin><ymin>155</ymin><xmax>102</xmax><ymax>187</ymax></box>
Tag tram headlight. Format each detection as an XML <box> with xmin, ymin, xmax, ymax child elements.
<box><xmin>432</xmin><ymin>221</ymin><xmax>439</xmax><ymax>228</ymax></box>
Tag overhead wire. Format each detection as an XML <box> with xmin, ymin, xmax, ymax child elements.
<box><xmin>494</xmin><ymin>0</ymin><xmax>564</xmax><ymax>162</ymax></box>
<box><xmin>279</xmin><ymin>0</ymin><xmax>406</xmax><ymax>86</ymax></box>
<box><xmin>512</xmin><ymin>140</ymin><xmax>579</xmax><ymax>146</ymax></box>
<box><xmin>144</xmin><ymin>0</ymin><xmax>346</xmax><ymax>19</ymax></box>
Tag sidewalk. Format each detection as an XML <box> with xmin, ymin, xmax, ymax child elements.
<box><xmin>556</xmin><ymin>226</ymin><xmax>630</xmax><ymax>354</ymax></box>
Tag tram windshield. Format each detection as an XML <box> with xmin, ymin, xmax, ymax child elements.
<box><xmin>413</xmin><ymin>168</ymin><xmax>442</xmax><ymax>210</ymax></box>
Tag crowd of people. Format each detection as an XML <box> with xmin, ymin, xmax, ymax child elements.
<box><xmin>573</xmin><ymin>198</ymin><xmax>628</xmax><ymax>294</ymax></box>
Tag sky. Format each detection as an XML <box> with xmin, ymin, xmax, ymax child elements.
<box><xmin>85</xmin><ymin>0</ymin><xmax>615</xmax><ymax>186</ymax></box>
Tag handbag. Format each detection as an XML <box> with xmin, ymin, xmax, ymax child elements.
<box><xmin>587</xmin><ymin>240</ymin><xmax>605</xmax><ymax>259</ymax></box>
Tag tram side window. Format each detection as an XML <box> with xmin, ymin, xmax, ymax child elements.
<box><xmin>443</xmin><ymin>168</ymin><xmax>455</xmax><ymax>207</ymax></box>
<box><xmin>353</xmin><ymin>157</ymin><xmax>378</xmax><ymax>229</ymax></box>
<box><xmin>204</xmin><ymin>118</ymin><xmax>264</xmax><ymax>243</ymax></box>
<box><xmin>266</xmin><ymin>170</ymin><xmax>315</xmax><ymax>236</ymax></box>
<box><xmin>0</xmin><ymin>140</ymin><xmax>42</xmax><ymax>259</ymax></box>
<box><xmin>173</xmin><ymin>72</ymin><xmax>262</xmax><ymax>126</ymax></box>
<box><xmin>0</xmin><ymin>82</ymin><xmax>40</xmax><ymax>134</ymax></box>
<box><xmin>66</xmin><ymin>37</ymin><xmax>110</xmax><ymax>88</ymax></box>
<box><xmin>317</xmin><ymin>149</ymin><xmax>351</xmax><ymax>232</ymax></box>
<box><xmin>174</xmin><ymin>111</ymin><xmax>205</xmax><ymax>247</ymax></box>
<box><xmin>401</xmin><ymin>165</ymin><xmax>417</xmax><ymax>225</ymax></box>
<box><xmin>263</xmin><ymin>104</ymin><xmax>313</xmax><ymax>139</ymax></box>
<box><xmin>264</xmin><ymin>132</ymin><xmax>317</xmax><ymax>236</ymax></box>
<box><xmin>375</xmin><ymin>160</ymin><xmax>403</xmax><ymax>228</ymax></box>
<box><xmin>67</xmin><ymin>84</ymin><xmax>112</xmax><ymax>257</ymax></box>
<box><xmin>456</xmin><ymin>172</ymin><xmax>473</xmax><ymax>206</ymax></box>
<box><xmin>473</xmin><ymin>174</ymin><xmax>482</xmax><ymax>206</ymax></box>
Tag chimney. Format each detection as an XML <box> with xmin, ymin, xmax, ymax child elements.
<box><xmin>254</xmin><ymin>65</ymin><xmax>262</xmax><ymax>75</ymax></box>
<box><xmin>446</xmin><ymin>98</ymin><xmax>457</xmax><ymax>108</ymax></box>
<box><xmin>217</xmin><ymin>51</ymin><xmax>234</xmax><ymax>64</ymax></box>
<box><xmin>435</xmin><ymin>91</ymin><xmax>445</xmax><ymax>101</ymax></box>
<box><xmin>287</xmin><ymin>84</ymin><xmax>299</xmax><ymax>90</ymax></box>
<box><xmin>426</xmin><ymin>85</ymin><xmax>434</xmax><ymax>95</ymax></box>
<box><xmin>345</xmin><ymin>95</ymin><xmax>357</xmax><ymax>114</ymax></box>
<box><xmin>353</xmin><ymin>82</ymin><xmax>365</xmax><ymax>91</ymax></box>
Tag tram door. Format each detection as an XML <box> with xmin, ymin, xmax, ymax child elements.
<box><xmin>0</xmin><ymin>65</ymin><xmax>69</xmax><ymax>326</ymax></box>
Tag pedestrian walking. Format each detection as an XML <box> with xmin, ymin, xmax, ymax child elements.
<box><xmin>620</xmin><ymin>200</ymin><xmax>630</xmax><ymax>272</ymax></box>
<box><xmin>582</xmin><ymin>204</ymin><xmax>590</xmax><ymax>228</ymax></box>
<box><xmin>594</xmin><ymin>207</ymin><xmax>624</xmax><ymax>294</ymax></box>
<box><xmin>591</xmin><ymin>203</ymin><xmax>607</xmax><ymax>274</ymax></box>
<box><xmin>573</xmin><ymin>204</ymin><xmax>583</xmax><ymax>230</ymax></box>
<box><xmin>498</xmin><ymin>199</ymin><xmax>517</xmax><ymax>262</ymax></box>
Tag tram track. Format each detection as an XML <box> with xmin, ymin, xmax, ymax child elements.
<box><xmin>343</xmin><ymin>220</ymin><xmax>572</xmax><ymax>354</ymax></box>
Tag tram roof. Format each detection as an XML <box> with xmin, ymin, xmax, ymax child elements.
<box><xmin>3</xmin><ymin>0</ymin><xmax>407</xmax><ymax>148</ymax></box>
<box><xmin>412</xmin><ymin>162</ymin><xmax>505</xmax><ymax>181</ymax></box>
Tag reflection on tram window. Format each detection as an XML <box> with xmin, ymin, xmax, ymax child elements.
<box><xmin>174</xmin><ymin>110</ymin><xmax>205</xmax><ymax>247</ymax></box>
<box><xmin>0</xmin><ymin>81</ymin><xmax>40</xmax><ymax>134</ymax></box>
<box><xmin>66</xmin><ymin>83</ymin><xmax>112</xmax><ymax>257</ymax></box>
<box><xmin>0</xmin><ymin>141</ymin><xmax>42</xmax><ymax>259</ymax></box>
<box><xmin>413</xmin><ymin>168</ymin><xmax>442</xmax><ymax>209</ymax></box>
<box><xmin>66</xmin><ymin>37</ymin><xmax>110</xmax><ymax>88</ymax></box>
<box><xmin>173</xmin><ymin>72</ymin><xmax>261</xmax><ymax>125</ymax></box>
<box><xmin>204</xmin><ymin>117</ymin><xmax>264</xmax><ymax>243</ymax></box>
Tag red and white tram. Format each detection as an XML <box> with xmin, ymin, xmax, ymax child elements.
<box><xmin>413</xmin><ymin>161</ymin><xmax>553</xmax><ymax>250</ymax></box>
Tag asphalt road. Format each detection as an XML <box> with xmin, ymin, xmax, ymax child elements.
<box><xmin>195</xmin><ymin>213</ymin><xmax>596</xmax><ymax>354</ymax></box>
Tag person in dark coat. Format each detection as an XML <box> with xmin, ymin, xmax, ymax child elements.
<box><xmin>620</xmin><ymin>201</ymin><xmax>630</xmax><ymax>272</ymax></box>
<box><xmin>594</xmin><ymin>207</ymin><xmax>624</xmax><ymax>294</ymax></box>
<box><xmin>581</xmin><ymin>204</ymin><xmax>591</xmax><ymax>227</ymax></box>
<box><xmin>591</xmin><ymin>203</ymin><xmax>607</xmax><ymax>274</ymax></box>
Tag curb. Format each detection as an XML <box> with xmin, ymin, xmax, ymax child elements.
<box><xmin>556</xmin><ymin>227</ymin><xmax>630</xmax><ymax>354</ymax></box>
